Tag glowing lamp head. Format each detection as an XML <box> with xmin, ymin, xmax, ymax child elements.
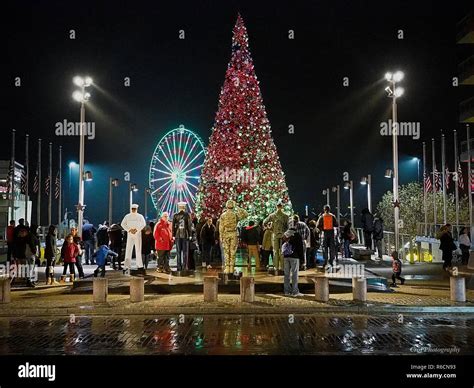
<box><xmin>360</xmin><ymin>177</ymin><xmax>368</xmax><ymax>185</ymax></box>
<box><xmin>393</xmin><ymin>71</ymin><xmax>404</xmax><ymax>82</ymax></box>
<box><xmin>73</xmin><ymin>76</ymin><xmax>84</xmax><ymax>87</ymax></box>
<box><xmin>84</xmin><ymin>76</ymin><xmax>93</xmax><ymax>86</ymax></box>
<box><xmin>72</xmin><ymin>91</ymin><xmax>84</xmax><ymax>102</ymax></box>
<box><xmin>394</xmin><ymin>87</ymin><xmax>404</xmax><ymax>97</ymax></box>
<box><xmin>385</xmin><ymin>72</ymin><xmax>393</xmax><ymax>81</ymax></box>
<box><xmin>343</xmin><ymin>181</ymin><xmax>351</xmax><ymax>190</ymax></box>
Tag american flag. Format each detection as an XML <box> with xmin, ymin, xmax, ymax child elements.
<box><xmin>445</xmin><ymin>166</ymin><xmax>450</xmax><ymax>190</ymax></box>
<box><xmin>33</xmin><ymin>169</ymin><xmax>39</xmax><ymax>193</ymax></box>
<box><xmin>45</xmin><ymin>175</ymin><xmax>50</xmax><ymax>196</ymax></box>
<box><xmin>423</xmin><ymin>171</ymin><xmax>432</xmax><ymax>193</ymax></box>
<box><xmin>433</xmin><ymin>168</ymin><xmax>441</xmax><ymax>192</ymax></box>
<box><xmin>20</xmin><ymin>169</ymin><xmax>27</xmax><ymax>194</ymax></box>
<box><xmin>54</xmin><ymin>171</ymin><xmax>60</xmax><ymax>199</ymax></box>
<box><xmin>457</xmin><ymin>160</ymin><xmax>464</xmax><ymax>190</ymax></box>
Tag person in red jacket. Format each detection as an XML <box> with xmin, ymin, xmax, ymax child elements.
<box><xmin>154</xmin><ymin>212</ymin><xmax>173</xmax><ymax>273</ymax></box>
<box><xmin>61</xmin><ymin>234</ymin><xmax>79</xmax><ymax>280</ymax></box>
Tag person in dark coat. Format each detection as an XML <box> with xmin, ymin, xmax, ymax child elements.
<box><xmin>108</xmin><ymin>224</ymin><xmax>123</xmax><ymax>270</ymax></box>
<box><xmin>282</xmin><ymin>227</ymin><xmax>304</xmax><ymax>297</ymax></box>
<box><xmin>341</xmin><ymin>219</ymin><xmax>355</xmax><ymax>259</ymax></box>
<box><xmin>373</xmin><ymin>215</ymin><xmax>384</xmax><ymax>260</ymax></box>
<box><xmin>82</xmin><ymin>221</ymin><xmax>97</xmax><ymax>265</ymax></box>
<box><xmin>200</xmin><ymin>217</ymin><xmax>216</xmax><ymax>267</ymax></box>
<box><xmin>96</xmin><ymin>222</ymin><xmax>110</xmax><ymax>246</ymax></box>
<box><xmin>242</xmin><ymin>220</ymin><xmax>262</xmax><ymax>270</ymax></box>
<box><xmin>12</xmin><ymin>227</ymin><xmax>37</xmax><ymax>287</ymax></box>
<box><xmin>141</xmin><ymin>225</ymin><xmax>155</xmax><ymax>270</ymax></box>
<box><xmin>195</xmin><ymin>215</ymin><xmax>206</xmax><ymax>255</ymax></box>
<box><xmin>439</xmin><ymin>224</ymin><xmax>456</xmax><ymax>271</ymax></box>
<box><xmin>44</xmin><ymin>225</ymin><xmax>58</xmax><ymax>284</ymax></box>
<box><xmin>29</xmin><ymin>225</ymin><xmax>41</xmax><ymax>267</ymax></box>
<box><xmin>360</xmin><ymin>208</ymin><xmax>374</xmax><ymax>251</ymax></box>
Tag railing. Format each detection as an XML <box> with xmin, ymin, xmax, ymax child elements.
<box><xmin>417</xmin><ymin>222</ymin><xmax>470</xmax><ymax>241</ymax></box>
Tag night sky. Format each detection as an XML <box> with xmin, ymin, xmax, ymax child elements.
<box><xmin>1</xmin><ymin>0</ymin><xmax>473</xmax><ymax>225</ymax></box>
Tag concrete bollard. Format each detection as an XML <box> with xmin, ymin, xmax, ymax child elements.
<box><xmin>352</xmin><ymin>276</ymin><xmax>367</xmax><ymax>302</ymax></box>
<box><xmin>314</xmin><ymin>276</ymin><xmax>329</xmax><ymax>302</ymax></box>
<box><xmin>240</xmin><ymin>276</ymin><xmax>255</xmax><ymax>302</ymax></box>
<box><xmin>203</xmin><ymin>276</ymin><xmax>219</xmax><ymax>302</ymax></box>
<box><xmin>93</xmin><ymin>278</ymin><xmax>108</xmax><ymax>303</ymax></box>
<box><xmin>0</xmin><ymin>277</ymin><xmax>11</xmax><ymax>304</ymax></box>
<box><xmin>130</xmin><ymin>277</ymin><xmax>145</xmax><ymax>303</ymax></box>
<box><xmin>450</xmin><ymin>276</ymin><xmax>466</xmax><ymax>302</ymax></box>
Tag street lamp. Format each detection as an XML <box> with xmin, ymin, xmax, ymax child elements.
<box><xmin>384</xmin><ymin>168</ymin><xmax>393</xmax><ymax>178</ymax></box>
<box><xmin>360</xmin><ymin>174</ymin><xmax>372</xmax><ymax>213</ymax></box>
<box><xmin>412</xmin><ymin>157</ymin><xmax>420</xmax><ymax>182</ymax></box>
<box><xmin>129</xmin><ymin>183</ymin><xmax>138</xmax><ymax>208</ymax></box>
<box><xmin>332</xmin><ymin>185</ymin><xmax>340</xmax><ymax>226</ymax></box>
<box><xmin>109</xmin><ymin>178</ymin><xmax>119</xmax><ymax>224</ymax></box>
<box><xmin>72</xmin><ymin>75</ymin><xmax>93</xmax><ymax>237</ymax></box>
<box><xmin>144</xmin><ymin>187</ymin><xmax>151</xmax><ymax>221</ymax></box>
<box><xmin>68</xmin><ymin>161</ymin><xmax>77</xmax><ymax>211</ymax></box>
<box><xmin>343</xmin><ymin>180</ymin><xmax>354</xmax><ymax>225</ymax></box>
<box><xmin>322</xmin><ymin>188</ymin><xmax>330</xmax><ymax>207</ymax></box>
<box><xmin>385</xmin><ymin>70</ymin><xmax>404</xmax><ymax>253</ymax></box>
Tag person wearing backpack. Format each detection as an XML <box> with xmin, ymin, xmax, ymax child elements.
<box><xmin>282</xmin><ymin>227</ymin><xmax>304</xmax><ymax>297</ymax></box>
<box><xmin>373</xmin><ymin>215</ymin><xmax>384</xmax><ymax>260</ymax></box>
<box><xmin>316</xmin><ymin>205</ymin><xmax>339</xmax><ymax>269</ymax></box>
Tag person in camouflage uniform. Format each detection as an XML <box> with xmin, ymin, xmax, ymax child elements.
<box><xmin>218</xmin><ymin>199</ymin><xmax>248</xmax><ymax>273</ymax></box>
<box><xmin>263</xmin><ymin>201</ymin><xmax>289</xmax><ymax>272</ymax></box>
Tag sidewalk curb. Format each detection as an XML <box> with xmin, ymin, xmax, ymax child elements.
<box><xmin>1</xmin><ymin>305</ymin><xmax>474</xmax><ymax>317</ymax></box>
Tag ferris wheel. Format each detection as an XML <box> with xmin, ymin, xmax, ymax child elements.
<box><xmin>148</xmin><ymin>125</ymin><xmax>206</xmax><ymax>216</ymax></box>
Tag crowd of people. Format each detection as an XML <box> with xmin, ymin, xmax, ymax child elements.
<box><xmin>4</xmin><ymin>201</ymin><xmax>471</xmax><ymax>294</ymax></box>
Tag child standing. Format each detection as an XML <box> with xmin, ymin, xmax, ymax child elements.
<box><xmin>93</xmin><ymin>244</ymin><xmax>118</xmax><ymax>277</ymax></box>
<box><xmin>390</xmin><ymin>251</ymin><xmax>405</xmax><ymax>287</ymax></box>
<box><xmin>61</xmin><ymin>234</ymin><xmax>79</xmax><ymax>280</ymax></box>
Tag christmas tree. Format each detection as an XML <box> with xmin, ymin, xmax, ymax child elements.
<box><xmin>196</xmin><ymin>14</ymin><xmax>292</xmax><ymax>220</ymax></box>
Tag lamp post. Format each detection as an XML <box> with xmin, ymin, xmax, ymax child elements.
<box><xmin>385</xmin><ymin>70</ymin><xmax>404</xmax><ymax>252</ymax></box>
<box><xmin>360</xmin><ymin>174</ymin><xmax>372</xmax><ymax>213</ymax></box>
<box><xmin>332</xmin><ymin>185</ymin><xmax>340</xmax><ymax>226</ymax></box>
<box><xmin>322</xmin><ymin>188</ymin><xmax>330</xmax><ymax>207</ymax></box>
<box><xmin>412</xmin><ymin>157</ymin><xmax>420</xmax><ymax>182</ymax></box>
<box><xmin>129</xmin><ymin>183</ymin><xmax>138</xmax><ymax>208</ymax></box>
<box><xmin>144</xmin><ymin>187</ymin><xmax>151</xmax><ymax>221</ymax></box>
<box><xmin>72</xmin><ymin>75</ymin><xmax>93</xmax><ymax>237</ymax></box>
<box><xmin>109</xmin><ymin>178</ymin><xmax>119</xmax><ymax>225</ymax></box>
<box><xmin>343</xmin><ymin>180</ymin><xmax>354</xmax><ymax>225</ymax></box>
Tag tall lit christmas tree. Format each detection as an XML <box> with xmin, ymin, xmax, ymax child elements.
<box><xmin>196</xmin><ymin>14</ymin><xmax>292</xmax><ymax>220</ymax></box>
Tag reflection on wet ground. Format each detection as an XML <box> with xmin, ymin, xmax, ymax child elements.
<box><xmin>0</xmin><ymin>314</ymin><xmax>472</xmax><ymax>355</ymax></box>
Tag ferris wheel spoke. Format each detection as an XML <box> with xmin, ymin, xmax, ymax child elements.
<box><xmin>159</xmin><ymin>185</ymin><xmax>173</xmax><ymax>213</ymax></box>
<box><xmin>153</xmin><ymin>155</ymin><xmax>174</xmax><ymax>173</ymax></box>
<box><xmin>182</xmin><ymin>163</ymin><xmax>203</xmax><ymax>175</ymax></box>
<box><xmin>151</xmin><ymin>167</ymin><xmax>173</xmax><ymax>177</ymax></box>
<box><xmin>178</xmin><ymin>140</ymin><xmax>199</xmax><ymax>171</ymax></box>
<box><xmin>164</xmin><ymin>137</ymin><xmax>177</xmax><ymax>170</ymax></box>
<box><xmin>182</xmin><ymin>183</ymin><xmax>196</xmax><ymax>206</ymax></box>
<box><xmin>154</xmin><ymin>178</ymin><xmax>174</xmax><ymax>192</ymax></box>
<box><xmin>177</xmin><ymin>133</ymin><xmax>193</xmax><ymax>170</ymax></box>
<box><xmin>181</xmin><ymin>149</ymin><xmax>205</xmax><ymax>173</ymax></box>
<box><xmin>162</xmin><ymin>184</ymin><xmax>177</xmax><ymax>214</ymax></box>
<box><xmin>172</xmin><ymin>133</ymin><xmax>180</xmax><ymax>169</ymax></box>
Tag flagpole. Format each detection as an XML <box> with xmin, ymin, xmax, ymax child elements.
<box><xmin>10</xmin><ymin>129</ymin><xmax>16</xmax><ymax>221</ymax></box>
<box><xmin>423</xmin><ymin>141</ymin><xmax>427</xmax><ymax>236</ymax></box>
<box><xmin>467</xmin><ymin>124</ymin><xmax>473</xmax><ymax>249</ymax></box>
<box><xmin>58</xmin><ymin>146</ymin><xmax>62</xmax><ymax>226</ymax></box>
<box><xmin>432</xmin><ymin>138</ymin><xmax>437</xmax><ymax>231</ymax></box>
<box><xmin>25</xmin><ymin>134</ymin><xmax>29</xmax><ymax>223</ymax></box>
<box><xmin>441</xmin><ymin>134</ymin><xmax>447</xmax><ymax>224</ymax></box>
<box><xmin>48</xmin><ymin>142</ymin><xmax>52</xmax><ymax>226</ymax></box>
<box><xmin>37</xmin><ymin>139</ymin><xmax>42</xmax><ymax>226</ymax></box>
<box><xmin>454</xmin><ymin>130</ymin><xmax>459</xmax><ymax>238</ymax></box>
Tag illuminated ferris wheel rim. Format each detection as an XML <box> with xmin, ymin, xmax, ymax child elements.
<box><xmin>148</xmin><ymin>125</ymin><xmax>206</xmax><ymax>216</ymax></box>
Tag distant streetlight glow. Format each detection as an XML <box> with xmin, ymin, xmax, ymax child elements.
<box><xmin>385</xmin><ymin>72</ymin><xmax>393</xmax><ymax>81</ymax></box>
<box><xmin>393</xmin><ymin>71</ymin><xmax>404</xmax><ymax>82</ymax></box>
<box><xmin>394</xmin><ymin>87</ymin><xmax>404</xmax><ymax>97</ymax></box>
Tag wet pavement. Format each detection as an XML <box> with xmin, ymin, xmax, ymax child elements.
<box><xmin>0</xmin><ymin>313</ymin><xmax>473</xmax><ymax>355</ymax></box>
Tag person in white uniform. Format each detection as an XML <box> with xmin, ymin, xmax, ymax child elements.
<box><xmin>121</xmin><ymin>204</ymin><xmax>147</xmax><ymax>275</ymax></box>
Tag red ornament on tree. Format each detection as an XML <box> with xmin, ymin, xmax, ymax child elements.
<box><xmin>196</xmin><ymin>14</ymin><xmax>292</xmax><ymax>220</ymax></box>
